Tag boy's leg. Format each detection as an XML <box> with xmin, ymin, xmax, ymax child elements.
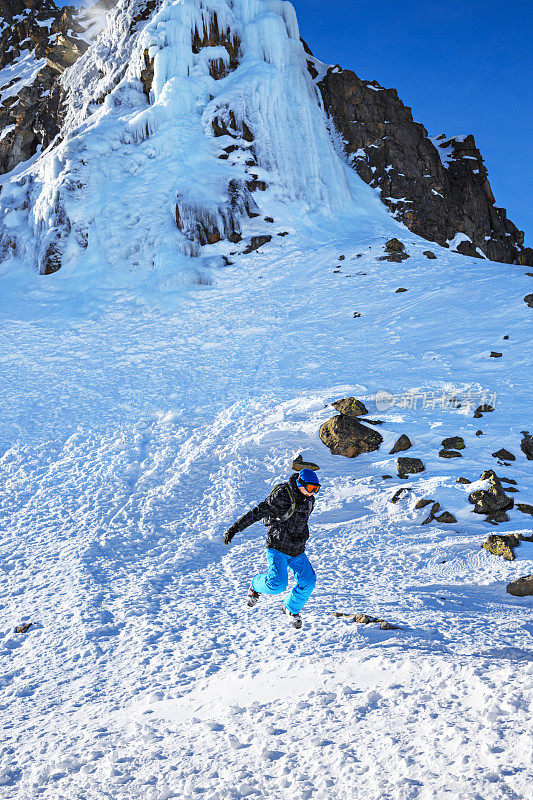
<box><xmin>284</xmin><ymin>553</ymin><xmax>317</xmax><ymax>614</ymax></box>
<box><xmin>252</xmin><ymin>549</ymin><xmax>289</xmax><ymax>595</ymax></box>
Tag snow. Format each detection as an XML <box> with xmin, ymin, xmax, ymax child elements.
<box><xmin>0</xmin><ymin>1</ymin><xmax>531</xmax><ymax>798</ymax></box>
<box><xmin>448</xmin><ymin>231</ymin><xmax>473</xmax><ymax>250</ymax></box>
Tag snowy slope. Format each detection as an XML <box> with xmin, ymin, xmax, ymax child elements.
<box><xmin>0</xmin><ymin>1</ymin><xmax>532</xmax><ymax>799</ymax></box>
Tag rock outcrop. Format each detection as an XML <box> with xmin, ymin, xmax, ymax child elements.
<box><xmin>317</xmin><ymin>65</ymin><xmax>531</xmax><ymax>266</ymax></box>
<box><xmin>468</xmin><ymin>470</ymin><xmax>514</xmax><ymax>522</ymax></box>
<box><xmin>506</xmin><ymin>575</ymin><xmax>533</xmax><ymax>597</ymax></box>
<box><xmin>0</xmin><ymin>0</ymin><xmax>89</xmax><ymax>175</ymax></box>
<box><xmin>482</xmin><ymin>534</ymin><xmax>520</xmax><ymax>561</ymax></box>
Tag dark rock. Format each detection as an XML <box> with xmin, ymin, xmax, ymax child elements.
<box><xmin>435</xmin><ymin>512</ymin><xmax>457</xmax><ymax>523</ymax></box>
<box><xmin>390</xmin><ymin>487</ymin><xmax>411</xmax><ymax>504</ymax></box>
<box><xmin>277</xmin><ymin>231</ymin><xmax>289</xmax><ymax>237</ymax></box>
<box><xmin>441</xmin><ymin>435</ymin><xmax>465</xmax><ymax>449</ymax></box>
<box><xmin>264</xmin><ymin>216</ymin><xmax>274</xmax><ymax>223</ymax></box>
<box><xmin>439</xmin><ymin>449</ymin><xmax>462</xmax><ymax>458</ymax></box>
<box><xmin>492</xmin><ymin>449</ymin><xmax>515</xmax><ymax>461</ymax></box>
<box><xmin>524</xmin><ymin>294</ymin><xmax>533</xmax><ymax>308</ymax></box>
<box><xmin>506</xmin><ymin>575</ymin><xmax>533</xmax><ymax>597</ymax></box>
<box><xmin>385</xmin><ymin>238</ymin><xmax>406</xmax><ymax>253</ymax></box>
<box><xmin>516</xmin><ymin>503</ymin><xmax>533</xmax><ymax>516</ymax></box>
<box><xmin>331</xmin><ymin>397</ymin><xmax>368</xmax><ymax>417</ymax></box>
<box><xmin>520</xmin><ymin>432</ymin><xmax>533</xmax><ymax>460</ymax></box>
<box><xmin>423</xmin><ymin>250</ymin><xmax>437</xmax><ymax>259</ymax></box>
<box><xmin>319</xmin><ymin>415</ymin><xmax>383</xmax><ymax>458</ymax></box>
<box><xmin>490</xmin><ymin>352</ymin><xmax>502</xmax><ymax>358</ymax></box>
<box><xmin>318</xmin><ymin>66</ymin><xmax>529</xmax><ymax>265</ymax></box>
<box><xmin>292</xmin><ymin>454</ymin><xmax>320</xmax><ymax>472</ymax></box>
<box><xmin>242</xmin><ymin>235</ymin><xmax>271</xmax><ymax>254</ymax></box>
<box><xmin>339</xmin><ymin>255</ymin><xmax>345</xmax><ymax>260</ymax></box>
<box><xmin>415</xmin><ymin>498</ymin><xmax>433</xmax><ymax>509</ymax></box>
<box><xmin>456</xmin><ymin>477</ymin><xmax>471</xmax><ymax>484</ymax></box>
<box><xmin>516</xmin><ymin>248</ymin><xmax>533</xmax><ymax>266</ymax></box>
<box><xmin>468</xmin><ymin>470</ymin><xmax>514</xmax><ymax>516</ymax></box>
<box><xmin>476</xmin><ymin>430</ymin><xmax>484</xmax><ymax>436</ymax></box>
<box><xmin>389</xmin><ymin>434</ymin><xmax>412</xmax><ymax>455</ymax></box>
<box><xmin>421</xmin><ymin>502</ymin><xmax>440</xmax><ymax>524</ymax></box>
<box><xmin>15</xmin><ymin>622</ymin><xmax>33</xmax><ymax>634</ymax></box>
<box><xmin>382</xmin><ymin>474</ymin><xmax>393</xmax><ymax>480</ymax></box>
<box><xmin>474</xmin><ymin>405</ymin><xmax>494</xmax><ymax>418</ymax></box>
<box><xmin>395</xmin><ymin>287</ymin><xmax>408</xmax><ymax>293</ymax></box>
<box><xmin>482</xmin><ymin>534</ymin><xmax>520</xmax><ymax>561</ymax></box>
<box><xmin>353</xmin><ymin>312</ymin><xmax>362</xmax><ymax>318</ymax></box>
<box><xmin>397</xmin><ymin>457</ymin><xmax>425</xmax><ymax>479</ymax></box>
<box><xmin>500</xmin><ymin>477</ymin><xmax>517</xmax><ymax>485</ymax></box>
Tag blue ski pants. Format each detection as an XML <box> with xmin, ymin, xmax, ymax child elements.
<box><xmin>252</xmin><ymin>548</ymin><xmax>317</xmax><ymax>614</ymax></box>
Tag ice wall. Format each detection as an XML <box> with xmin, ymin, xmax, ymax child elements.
<box><xmin>0</xmin><ymin>0</ymin><xmax>353</xmax><ymax>276</ymax></box>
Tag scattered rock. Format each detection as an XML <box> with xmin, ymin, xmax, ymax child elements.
<box><xmin>277</xmin><ymin>231</ymin><xmax>289</xmax><ymax>237</ymax></box>
<box><xmin>415</xmin><ymin>498</ymin><xmax>433</xmax><ymax>509</ymax></box>
<box><xmin>503</xmin><ymin>335</ymin><xmax>509</xmax><ymax>339</ymax></box>
<box><xmin>520</xmin><ymin>432</ymin><xmax>533</xmax><ymax>460</ymax></box>
<box><xmin>456</xmin><ymin>477</ymin><xmax>471</xmax><ymax>484</ymax></box>
<box><xmin>264</xmin><ymin>216</ymin><xmax>274</xmax><ymax>223</ymax></box>
<box><xmin>331</xmin><ymin>397</ymin><xmax>368</xmax><ymax>417</ymax></box>
<box><xmin>395</xmin><ymin>287</ymin><xmax>408</xmax><ymax>293</ymax></box>
<box><xmin>389</xmin><ymin>434</ymin><xmax>412</xmax><ymax>455</ymax></box>
<box><xmin>500</xmin><ymin>477</ymin><xmax>517</xmax><ymax>485</ymax></box>
<box><xmin>396</xmin><ymin>457</ymin><xmax>425</xmax><ymax>479</ymax></box>
<box><xmin>423</xmin><ymin>251</ymin><xmax>437</xmax><ymax>259</ymax></box>
<box><xmin>468</xmin><ymin>469</ymin><xmax>514</xmax><ymax>517</ymax></box>
<box><xmin>439</xmin><ymin>449</ymin><xmax>462</xmax><ymax>458</ymax></box>
<box><xmin>353</xmin><ymin>312</ymin><xmax>362</xmax><ymax>317</ymax></box>
<box><xmin>524</xmin><ymin>294</ymin><xmax>533</xmax><ymax>308</ymax></box>
<box><xmin>319</xmin><ymin>415</ymin><xmax>383</xmax><ymax>458</ymax></box>
<box><xmin>292</xmin><ymin>455</ymin><xmax>320</xmax><ymax>472</ymax></box>
<box><xmin>442</xmin><ymin>436</ymin><xmax>465</xmax><ymax>450</ymax></box>
<box><xmin>516</xmin><ymin>503</ymin><xmax>533</xmax><ymax>516</ymax></box>
<box><xmin>385</xmin><ymin>238</ymin><xmax>406</xmax><ymax>253</ymax></box>
<box><xmin>421</xmin><ymin>502</ymin><xmax>440</xmax><ymax>524</ymax></box>
<box><xmin>435</xmin><ymin>512</ymin><xmax>457</xmax><ymax>523</ymax></box>
<box><xmin>490</xmin><ymin>351</ymin><xmax>502</xmax><ymax>358</ymax></box>
<box><xmin>339</xmin><ymin>255</ymin><xmax>345</xmax><ymax>260</ymax></box>
<box><xmin>491</xmin><ymin>449</ymin><xmax>515</xmax><ymax>461</ymax></box>
<box><xmin>475</xmin><ymin>430</ymin><xmax>484</xmax><ymax>436</ymax></box>
<box><xmin>390</xmin><ymin>487</ymin><xmax>411</xmax><ymax>504</ymax></box>
<box><xmin>482</xmin><ymin>534</ymin><xmax>520</xmax><ymax>561</ymax></box>
<box><xmin>331</xmin><ymin>612</ymin><xmax>399</xmax><ymax>630</ymax></box>
<box><xmin>506</xmin><ymin>575</ymin><xmax>533</xmax><ymax>597</ymax></box>
<box><xmin>242</xmin><ymin>235</ymin><xmax>272</xmax><ymax>254</ymax></box>
<box><xmin>378</xmin><ymin>239</ymin><xmax>410</xmax><ymax>262</ymax></box>
<box><xmin>15</xmin><ymin>622</ymin><xmax>33</xmax><ymax>634</ymax></box>
<box><xmin>382</xmin><ymin>474</ymin><xmax>393</xmax><ymax>480</ymax></box>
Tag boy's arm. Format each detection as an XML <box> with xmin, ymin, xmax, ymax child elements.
<box><xmin>223</xmin><ymin>485</ymin><xmax>292</xmax><ymax>544</ymax></box>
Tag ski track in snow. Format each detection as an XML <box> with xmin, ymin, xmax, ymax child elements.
<box><xmin>1</xmin><ymin>231</ymin><xmax>532</xmax><ymax>799</ymax></box>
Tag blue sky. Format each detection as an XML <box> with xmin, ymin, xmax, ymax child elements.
<box><xmin>60</xmin><ymin>0</ymin><xmax>532</xmax><ymax>244</ymax></box>
<box><xmin>292</xmin><ymin>0</ymin><xmax>533</xmax><ymax>245</ymax></box>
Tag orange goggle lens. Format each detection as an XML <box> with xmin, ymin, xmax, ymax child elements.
<box><xmin>304</xmin><ymin>483</ymin><xmax>320</xmax><ymax>493</ymax></box>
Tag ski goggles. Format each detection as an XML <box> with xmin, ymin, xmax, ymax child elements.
<box><xmin>300</xmin><ymin>482</ymin><xmax>320</xmax><ymax>494</ymax></box>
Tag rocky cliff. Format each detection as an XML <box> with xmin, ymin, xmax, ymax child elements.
<box><xmin>0</xmin><ymin>1</ymin><xmax>530</xmax><ymax>269</ymax></box>
<box><xmin>313</xmin><ymin>59</ymin><xmax>531</xmax><ymax>265</ymax></box>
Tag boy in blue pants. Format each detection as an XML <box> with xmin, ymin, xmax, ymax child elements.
<box><xmin>223</xmin><ymin>469</ymin><xmax>320</xmax><ymax>629</ymax></box>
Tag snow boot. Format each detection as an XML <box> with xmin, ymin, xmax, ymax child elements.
<box><xmin>281</xmin><ymin>604</ymin><xmax>303</xmax><ymax>629</ymax></box>
<box><xmin>247</xmin><ymin>585</ymin><xmax>260</xmax><ymax>608</ymax></box>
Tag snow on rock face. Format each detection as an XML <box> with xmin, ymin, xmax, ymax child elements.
<box><xmin>0</xmin><ymin>0</ymin><xmax>352</xmax><ymax>275</ymax></box>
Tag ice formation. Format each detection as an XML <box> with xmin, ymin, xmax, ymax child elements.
<box><xmin>0</xmin><ymin>0</ymin><xmax>355</xmax><ymax>276</ymax></box>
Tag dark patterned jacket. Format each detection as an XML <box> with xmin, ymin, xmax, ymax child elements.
<box><xmin>228</xmin><ymin>473</ymin><xmax>315</xmax><ymax>557</ymax></box>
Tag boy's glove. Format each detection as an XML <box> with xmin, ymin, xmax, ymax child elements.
<box><xmin>223</xmin><ymin>525</ymin><xmax>238</xmax><ymax>545</ymax></box>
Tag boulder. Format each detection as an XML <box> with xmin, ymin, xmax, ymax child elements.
<box><xmin>390</xmin><ymin>487</ymin><xmax>411</xmax><ymax>504</ymax></box>
<box><xmin>395</xmin><ymin>287</ymin><xmax>408</xmax><ymax>293</ymax></box>
<box><xmin>331</xmin><ymin>397</ymin><xmax>368</xmax><ymax>417</ymax></box>
<box><xmin>415</xmin><ymin>498</ymin><xmax>433</xmax><ymax>509</ymax></box>
<box><xmin>389</xmin><ymin>434</ymin><xmax>412</xmax><ymax>455</ymax></box>
<box><xmin>435</xmin><ymin>511</ymin><xmax>457</xmax><ymax>523</ymax></box>
<box><xmin>516</xmin><ymin>503</ymin><xmax>533</xmax><ymax>516</ymax></box>
<box><xmin>423</xmin><ymin>251</ymin><xmax>437</xmax><ymax>259</ymax></box>
<box><xmin>242</xmin><ymin>235</ymin><xmax>271</xmax><ymax>254</ymax></box>
<box><xmin>319</xmin><ymin>415</ymin><xmax>383</xmax><ymax>458</ymax></box>
<box><xmin>456</xmin><ymin>477</ymin><xmax>471</xmax><ymax>484</ymax></box>
<box><xmin>421</xmin><ymin>502</ymin><xmax>440</xmax><ymax>524</ymax></box>
<box><xmin>490</xmin><ymin>351</ymin><xmax>502</xmax><ymax>358</ymax></box>
<box><xmin>491</xmin><ymin>448</ymin><xmax>516</xmax><ymax>461</ymax></box>
<box><xmin>291</xmin><ymin>455</ymin><xmax>320</xmax><ymax>472</ymax></box>
<box><xmin>468</xmin><ymin>470</ymin><xmax>514</xmax><ymax>516</ymax></box>
<box><xmin>385</xmin><ymin>238</ymin><xmax>406</xmax><ymax>253</ymax></box>
<box><xmin>506</xmin><ymin>575</ymin><xmax>533</xmax><ymax>597</ymax></box>
<box><xmin>482</xmin><ymin>534</ymin><xmax>520</xmax><ymax>561</ymax></box>
<box><xmin>524</xmin><ymin>294</ymin><xmax>533</xmax><ymax>308</ymax></box>
<box><xmin>15</xmin><ymin>622</ymin><xmax>33</xmax><ymax>634</ymax></box>
<box><xmin>439</xmin><ymin>449</ymin><xmax>462</xmax><ymax>458</ymax></box>
<box><xmin>396</xmin><ymin>457</ymin><xmax>425</xmax><ymax>479</ymax></box>
<box><xmin>520</xmin><ymin>432</ymin><xmax>533</xmax><ymax>460</ymax></box>
<box><xmin>442</xmin><ymin>436</ymin><xmax>465</xmax><ymax>450</ymax></box>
